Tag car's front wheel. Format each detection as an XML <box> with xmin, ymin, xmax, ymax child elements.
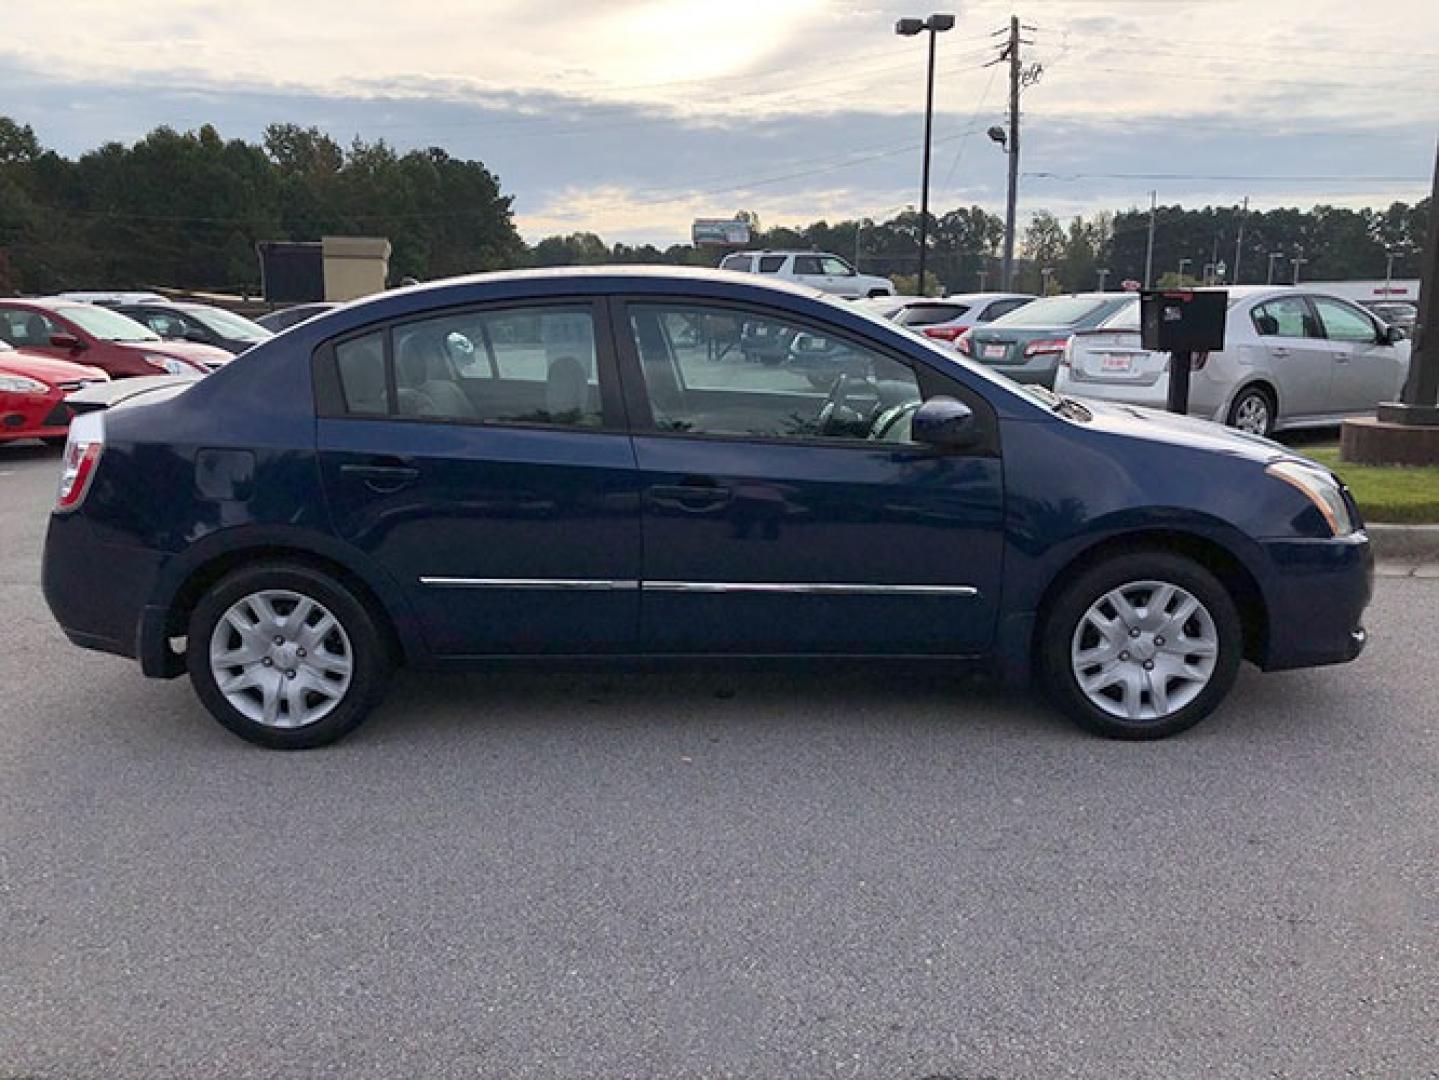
<box><xmin>186</xmin><ymin>562</ymin><xmax>392</xmax><ymax>749</ymax></box>
<box><xmin>1040</xmin><ymin>553</ymin><xmax>1242</xmax><ymax>739</ymax></box>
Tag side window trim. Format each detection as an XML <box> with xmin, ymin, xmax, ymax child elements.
<box><xmin>609</xmin><ymin>295</ymin><xmax>997</xmax><ymax>454</ymax></box>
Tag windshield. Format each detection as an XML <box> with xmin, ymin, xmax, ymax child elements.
<box><xmin>184</xmin><ymin>306</ymin><xmax>270</xmax><ymax>341</ymax></box>
<box><xmin>989</xmin><ymin>294</ymin><xmax>1119</xmax><ymax>329</ymax></box>
<box><xmin>59</xmin><ymin>305</ymin><xmax>160</xmax><ymax>342</ymax></box>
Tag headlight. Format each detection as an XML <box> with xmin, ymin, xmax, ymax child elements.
<box><xmin>143</xmin><ymin>354</ymin><xmax>195</xmax><ymax>376</ymax></box>
<box><xmin>1266</xmin><ymin>459</ymin><xmax>1356</xmax><ymax>536</ymax></box>
<box><xmin>0</xmin><ymin>374</ymin><xmax>48</xmax><ymax>394</ymax></box>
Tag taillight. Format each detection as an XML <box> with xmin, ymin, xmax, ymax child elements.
<box><xmin>954</xmin><ymin>331</ymin><xmax>974</xmax><ymax>356</ymax></box>
<box><xmin>56</xmin><ymin>413</ymin><xmax>104</xmax><ymax>513</ymax></box>
<box><xmin>1024</xmin><ymin>337</ymin><xmax>1069</xmax><ymax>358</ymax></box>
<box><xmin>922</xmin><ymin>325</ymin><xmax>964</xmax><ymax>341</ymax></box>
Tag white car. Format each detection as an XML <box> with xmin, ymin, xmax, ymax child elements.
<box><xmin>874</xmin><ymin>293</ymin><xmax>1036</xmax><ymax>345</ymax></box>
<box><xmin>718</xmin><ymin>250</ymin><xmax>895</xmax><ymax>299</ymax></box>
<box><xmin>1054</xmin><ymin>286</ymin><xmax>1411</xmax><ymax>435</ymax></box>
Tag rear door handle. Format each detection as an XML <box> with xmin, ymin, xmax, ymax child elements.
<box><xmin>648</xmin><ymin>480</ymin><xmax>731</xmax><ymax>512</ymax></box>
<box><xmin>1270</xmin><ymin>347</ymin><xmax>1290</xmax><ymax>357</ymax></box>
<box><xmin>341</xmin><ymin>458</ymin><xmax>419</xmax><ymax>492</ymax></box>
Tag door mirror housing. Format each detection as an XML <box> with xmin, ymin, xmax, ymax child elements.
<box><xmin>49</xmin><ymin>332</ymin><xmax>85</xmax><ymax>350</ymax></box>
<box><xmin>1383</xmin><ymin>324</ymin><xmax>1407</xmax><ymax>345</ymax></box>
<box><xmin>911</xmin><ymin>396</ymin><xmax>978</xmax><ymax>448</ymax></box>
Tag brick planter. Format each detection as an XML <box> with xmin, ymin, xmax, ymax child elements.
<box><xmin>1341</xmin><ymin>417</ymin><xmax>1439</xmax><ymax>466</ymax></box>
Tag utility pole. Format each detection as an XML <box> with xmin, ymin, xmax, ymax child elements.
<box><xmin>1267</xmin><ymin>251</ymin><xmax>1283</xmax><ymax>284</ymax></box>
<box><xmin>977</xmin><ymin>268</ymin><xmax>989</xmax><ymax>291</ymax></box>
<box><xmin>1001</xmin><ymin>15</ymin><xmax>1022</xmax><ymax>290</ymax></box>
<box><xmin>1178</xmin><ymin>257</ymin><xmax>1192</xmax><ymax>284</ymax></box>
<box><xmin>1097</xmin><ymin>267</ymin><xmax>1110</xmax><ymax>292</ymax></box>
<box><xmin>1143</xmin><ymin>190</ymin><xmax>1157</xmax><ymax>288</ymax></box>
<box><xmin>1292</xmin><ymin>245</ymin><xmax>1307</xmax><ymax>285</ymax></box>
<box><xmin>1233</xmin><ymin>196</ymin><xmax>1248</xmax><ymax>285</ymax></box>
<box><xmin>1385</xmin><ymin>249</ymin><xmax>1396</xmax><ymax>294</ymax></box>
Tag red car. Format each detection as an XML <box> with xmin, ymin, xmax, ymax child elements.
<box><xmin>0</xmin><ymin>340</ymin><xmax>109</xmax><ymax>445</ymax></box>
<box><xmin>0</xmin><ymin>298</ymin><xmax>229</xmax><ymax>378</ymax></box>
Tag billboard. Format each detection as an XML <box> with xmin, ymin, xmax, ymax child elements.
<box><xmin>692</xmin><ymin>218</ymin><xmax>752</xmax><ymax>247</ymax></box>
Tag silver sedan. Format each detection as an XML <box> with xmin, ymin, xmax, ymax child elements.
<box><xmin>1054</xmin><ymin>286</ymin><xmax>1411</xmax><ymax>435</ymax></box>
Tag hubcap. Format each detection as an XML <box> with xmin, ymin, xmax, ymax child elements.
<box><xmin>1234</xmin><ymin>394</ymin><xmax>1269</xmax><ymax>434</ymax></box>
<box><xmin>1070</xmin><ymin>580</ymin><xmax>1219</xmax><ymax>722</ymax></box>
<box><xmin>209</xmin><ymin>589</ymin><xmax>353</xmax><ymax>729</ymax></box>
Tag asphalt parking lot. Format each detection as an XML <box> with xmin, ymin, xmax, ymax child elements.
<box><xmin>2</xmin><ymin>442</ymin><xmax>1435</xmax><ymax>1079</ymax></box>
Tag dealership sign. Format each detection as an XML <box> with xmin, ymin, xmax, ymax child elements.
<box><xmin>692</xmin><ymin>218</ymin><xmax>752</xmax><ymax>247</ymax></box>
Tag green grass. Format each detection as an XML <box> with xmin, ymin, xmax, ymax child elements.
<box><xmin>1299</xmin><ymin>446</ymin><xmax>1439</xmax><ymax>524</ymax></box>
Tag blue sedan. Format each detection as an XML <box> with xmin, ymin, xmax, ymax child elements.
<box><xmin>42</xmin><ymin>268</ymin><xmax>1372</xmax><ymax>748</ymax></box>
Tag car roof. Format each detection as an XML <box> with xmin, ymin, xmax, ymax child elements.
<box><xmin>1</xmin><ymin>297</ymin><xmax>87</xmax><ymax>312</ymax></box>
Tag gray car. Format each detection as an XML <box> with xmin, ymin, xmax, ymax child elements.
<box><xmin>957</xmin><ymin>292</ymin><xmax>1134</xmax><ymax>387</ymax></box>
<box><xmin>1054</xmin><ymin>286</ymin><xmax>1411</xmax><ymax>436</ymax></box>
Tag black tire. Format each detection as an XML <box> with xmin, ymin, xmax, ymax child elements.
<box><xmin>1038</xmin><ymin>552</ymin><xmax>1243</xmax><ymax>740</ymax></box>
<box><xmin>41</xmin><ymin>436</ymin><xmax>67</xmax><ymax>447</ymax></box>
<box><xmin>186</xmin><ymin>561</ymin><xmax>392</xmax><ymax>749</ymax></box>
<box><xmin>1226</xmin><ymin>384</ymin><xmax>1275</xmax><ymax>436</ymax></box>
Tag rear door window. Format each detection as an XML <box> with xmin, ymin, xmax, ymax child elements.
<box><xmin>335</xmin><ymin>332</ymin><xmax>389</xmax><ymax>416</ymax></box>
<box><xmin>720</xmin><ymin>254</ymin><xmax>753</xmax><ymax>273</ymax></box>
<box><xmin>757</xmin><ymin>256</ymin><xmax>786</xmax><ymax>273</ymax></box>
<box><xmin>1252</xmin><ymin>297</ymin><xmax>1320</xmax><ymax>339</ymax></box>
<box><xmin>791</xmin><ymin>256</ymin><xmax>824</xmax><ymax>277</ymax></box>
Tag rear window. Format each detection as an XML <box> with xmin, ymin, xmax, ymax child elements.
<box><xmin>989</xmin><ymin>295</ymin><xmax>1117</xmax><ymax>329</ymax></box>
<box><xmin>898</xmin><ymin>303</ymin><xmax>969</xmax><ymax>326</ymax></box>
<box><xmin>1098</xmin><ymin>298</ymin><xmax>1141</xmax><ymax>331</ymax></box>
<box><xmin>719</xmin><ymin>254</ymin><xmax>753</xmax><ymax>273</ymax></box>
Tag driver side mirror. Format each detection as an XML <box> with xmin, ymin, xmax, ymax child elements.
<box><xmin>1383</xmin><ymin>324</ymin><xmax>1407</xmax><ymax>345</ymax></box>
<box><xmin>49</xmin><ymin>333</ymin><xmax>85</xmax><ymax>351</ymax></box>
<box><xmin>911</xmin><ymin>396</ymin><xmax>978</xmax><ymax>449</ymax></box>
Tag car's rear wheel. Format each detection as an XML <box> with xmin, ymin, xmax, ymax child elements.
<box><xmin>186</xmin><ymin>562</ymin><xmax>391</xmax><ymax>749</ymax></box>
<box><xmin>1227</xmin><ymin>385</ymin><xmax>1274</xmax><ymax>436</ymax></box>
<box><xmin>1039</xmin><ymin>553</ymin><xmax>1242</xmax><ymax>739</ymax></box>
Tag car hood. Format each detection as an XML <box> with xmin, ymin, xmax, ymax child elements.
<box><xmin>0</xmin><ymin>350</ymin><xmax>109</xmax><ymax>386</ymax></box>
<box><xmin>113</xmin><ymin>340</ymin><xmax>232</xmax><ymax>364</ymax></box>
<box><xmin>1072</xmin><ymin>397</ymin><xmax>1290</xmax><ymax>465</ymax></box>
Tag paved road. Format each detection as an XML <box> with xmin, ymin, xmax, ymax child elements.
<box><xmin>2</xmin><ymin>443</ymin><xmax>1435</xmax><ymax>1079</ymax></box>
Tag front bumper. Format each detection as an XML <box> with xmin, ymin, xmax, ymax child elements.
<box><xmin>1257</xmin><ymin>532</ymin><xmax>1373</xmax><ymax>671</ymax></box>
<box><xmin>0</xmin><ymin>389</ymin><xmax>70</xmax><ymax>442</ymax></box>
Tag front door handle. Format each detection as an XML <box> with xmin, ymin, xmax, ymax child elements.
<box><xmin>342</xmin><ymin>458</ymin><xmax>420</xmax><ymax>492</ymax></box>
<box><xmin>1270</xmin><ymin>347</ymin><xmax>1290</xmax><ymax>358</ymax></box>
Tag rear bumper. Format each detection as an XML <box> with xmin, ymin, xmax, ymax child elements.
<box><xmin>43</xmin><ymin>511</ymin><xmax>172</xmax><ymax>670</ymax></box>
<box><xmin>1257</xmin><ymin>532</ymin><xmax>1373</xmax><ymax>671</ymax></box>
<box><xmin>979</xmin><ymin>355</ymin><xmax>1061</xmax><ymax>386</ymax></box>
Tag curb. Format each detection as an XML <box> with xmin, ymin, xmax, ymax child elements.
<box><xmin>1366</xmin><ymin>523</ymin><xmax>1439</xmax><ymax>561</ymax></box>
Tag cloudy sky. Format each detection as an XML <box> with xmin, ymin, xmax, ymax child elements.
<box><xmin>3</xmin><ymin>0</ymin><xmax>1437</xmax><ymax>244</ymax></box>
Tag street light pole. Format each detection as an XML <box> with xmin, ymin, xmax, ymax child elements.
<box><xmin>896</xmin><ymin>13</ymin><xmax>955</xmax><ymax>297</ymax></box>
<box><xmin>1267</xmin><ymin>252</ymin><xmax>1282</xmax><ymax>285</ymax></box>
<box><xmin>1292</xmin><ymin>245</ymin><xmax>1307</xmax><ymax>285</ymax></box>
<box><xmin>1178</xmin><ymin>257</ymin><xmax>1192</xmax><ymax>284</ymax></box>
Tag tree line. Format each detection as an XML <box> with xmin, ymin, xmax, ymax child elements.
<box><xmin>0</xmin><ymin>118</ymin><xmax>1429</xmax><ymax>297</ymax></box>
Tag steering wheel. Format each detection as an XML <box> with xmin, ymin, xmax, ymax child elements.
<box><xmin>817</xmin><ymin>373</ymin><xmax>867</xmax><ymax>435</ymax></box>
